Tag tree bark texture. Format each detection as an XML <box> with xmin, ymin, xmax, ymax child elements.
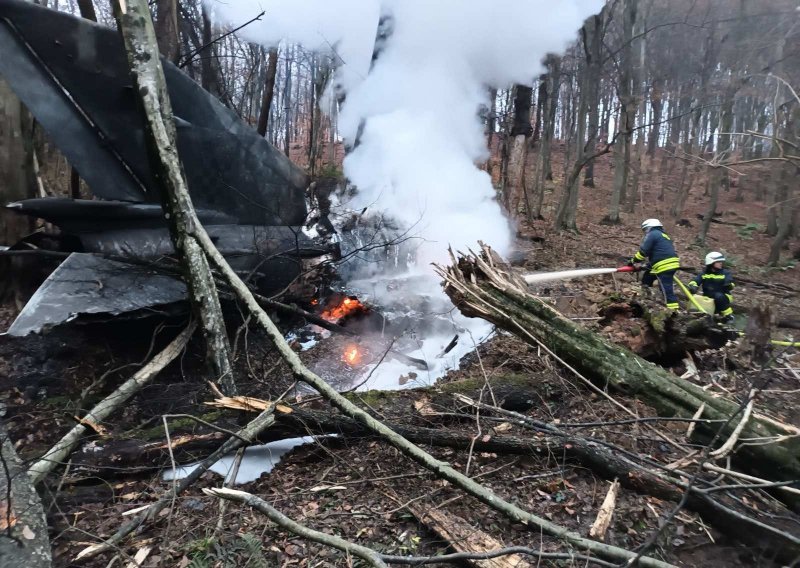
<box><xmin>256</xmin><ymin>48</ymin><xmax>279</xmax><ymax>137</ymax></box>
<box><xmin>581</xmin><ymin>13</ymin><xmax>603</xmax><ymax>188</ymax></box>
<box><xmin>531</xmin><ymin>57</ymin><xmax>559</xmax><ymax>219</ymax></box>
<box><xmin>155</xmin><ymin>0</ymin><xmax>181</xmax><ymax>64</ymax></box>
<box><xmin>76</xmin><ymin>0</ymin><xmax>97</xmax><ymax>21</ymax></box>
<box><xmin>504</xmin><ymin>85</ymin><xmax>533</xmax><ymax>216</ymax></box>
<box><xmin>606</xmin><ymin>0</ymin><xmax>637</xmax><ymax>223</ymax></box>
<box><xmin>200</xmin><ymin>7</ymin><xmax>223</xmax><ymax>100</ymax></box>
<box><xmin>554</xmin><ymin>41</ymin><xmax>591</xmax><ymax>231</ymax></box>
<box><xmin>113</xmin><ymin>0</ymin><xmax>235</xmax><ymax>395</ymax></box>
<box><xmin>698</xmin><ymin>89</ymin><xmax>735</xmax><ymax>245</ymax></box>
<box><xmin>0</xmin><ymin>78</ymin><xmax>34</xmax><ymax>245</ymax></box>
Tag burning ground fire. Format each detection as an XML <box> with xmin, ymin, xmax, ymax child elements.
<box><xmin>320</xmin><ymin>296</ymin><xmax>365</xmax><ymax>322</ymax></box>
<box><xmin>311</xmin><ymin>294</ymin><xmax>370</xmax><ymax>367</ymax></box>
<box><xmin>342</xmin><ymin>344</ymin><xmax>363</xmax><ymax>366</ymax></box>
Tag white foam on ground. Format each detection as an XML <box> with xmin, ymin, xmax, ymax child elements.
<box><xmin>353</xmin><ymin>319</ymin><xmax>494</xmax><ymax>391</ymax></box>
<box><xmin>344</xmin><ymin>271</ymin><xmax>495</xmax><ymax>391</ymax></box>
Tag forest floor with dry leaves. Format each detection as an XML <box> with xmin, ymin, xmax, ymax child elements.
<box><xmin>1</xmin><ymin>148</ymin><xmax>798</xmax><ymax>567</ymax></box>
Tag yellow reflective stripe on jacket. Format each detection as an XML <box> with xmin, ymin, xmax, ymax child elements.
<box><xmin>633</xmin><ymin>251</ymin><xmax>646</xmax><ymax>261</ymax></box>
<box><xmin>701</xmin><ymin>273</ymin><xmax>726</xmax><ymax>280</ymax></box>
<box><xmin>651</xmin><ymin>257</ymin><xmax>680</xmax><ymax>274</ymax></box>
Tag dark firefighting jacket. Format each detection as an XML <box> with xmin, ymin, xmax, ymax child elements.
<box><xmin>632</xmin><ymin>228</ymin><xmax>680</xmax><ymax>274</ymax></box>
<box><xmin>688</xmin><ymin>267</ymin><xmax>734</xmax><ymax>297</ymax></box>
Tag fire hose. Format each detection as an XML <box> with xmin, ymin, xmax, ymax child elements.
<box><xmin>523</xmin><ymin>264</ymin><xmax>799</xmax><ymax>348</ymax></box>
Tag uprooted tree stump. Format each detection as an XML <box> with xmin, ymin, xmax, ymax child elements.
<box><xmin>435</xmin><ymin>245</ymin><xmax>800</xmax><ymax>504</ymax></box>
<box><xmin>598</xmin><ymin>299</ymin><xmax>735</xmax><ymax>361</ymax></box>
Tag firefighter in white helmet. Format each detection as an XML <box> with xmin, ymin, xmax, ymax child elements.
<box><xmin>629</xmin><ymin>219</ymin><xmax>680</xmax><ymax>309</ymax></box>
<box><xmin>688</xmin><ymin>252</ymin><xmax>735</xmax><ymax>322</ymax></box>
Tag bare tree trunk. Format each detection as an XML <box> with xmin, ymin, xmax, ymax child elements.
<box><xmin>532</xmin><ymin>76</ymin><xmax>544</xmax><ymax>145</ymax></box>
<box><xmin>531</xmin><ymin>56</ymin><xmax>559</xmax><ymax>220</ymax></box>
<box><xmin>647</xmin><ymin>79</ymin><xmax>663</xmax><ymax>157</ymax></box>
<box><xmin>308</xmin><ymin>58</ymin><xmax>330</xmax><ymax>176</ymax></box>
<box><xmin>658</xmin><ymin>84</ymin><xmax>683</xmax><ymax>193</ymax></box>
<box><xmin>628</xmin><ymin>129</ymin><xmax>646</xmax><ymax>214</ymax></box>
<box><xmin>605</xmin><ymin>0</ymin><xmax>637</xmax><ymax>223</ymax></box>
<box><xmin>553</xmin><ymin>79</ymin><xmax>586</xmax><ymax>232</ymax></box>
<box><xmin>155</xmin><ymin>0</ymin><xmax>180</xmax><ymax>64</ymax></box>
<box><xmin>113</xmin><ymin>0</ymin><xmax>235</xmax><ymax>394</ymax></box>
<box><xmin>256</xmin><ymin>48</ymin><xmax>279</xmax><ymax>137</ymax></box>
<box><xmin>503</xmin><ymin>84</ymin><xmax>533</xmax><ymax>216</ymax></box>
<box><xmin>698</xmin><ymin>90</ymin><xmax>735</xmax><ymax>245</ymax></box>
<box><xmin>76</xmin><ymin>0</ymin><xmax>97</xmax><ymax>21</ymax></box>
<box><xmin>328</xmin><ymin>95</ymin><xmax>338</xmax><ymax>166</ymax></box>
<box><xmin>753</xmin><ymin>107</ymin><xmax>768</xmax><ymax>161</ymax></box>
<box><xmin>623</xmin><ymin>2</ymin><xmax>647</xmax><ymax>214</ymax></box>
<box><xmin>768</xmin><ymin>167</ymin><xmax>796</xmax><ymax>265</ymax></box>
<box><xmin>582</xmin><ymin>12</ymin><xmax>603</xmax><ymax>188</ymax></box>
<box><xmin>283</xmin><ymin>47</ymin><xmax>293</xmax><ymax>157</ymax></box>
<box><xmin>555</xmin><ymin>16</ymin><xmax>602</xmax><ymax>231</ymax></box>
<box><xmin>497</xmin><ymin>88</ymin><xmax>512</xmax><ymax>187</ymax></box>
<box><xmin>607</xmin><ymin>106</ymin><xmax>628</xmax><ymax>223</ymax></box>
<box><xmin>542</xmin><ymin>57</ymin><xmax>559</xmax><ymax>184</ymax></box>
<box><xmin>200</xmin><ymin>6</ymin><xmax>223</xmax><ymax>100</ymax></box>
<box><xmin>485</xmin><ymin>87</ymin><xmax>497</xmax><ymax>168</ymax></box>
<box><xmin>768</xmin><ymin>101</ymin><xmax>799</xmax><ymax>264</ymax></box>
<box><xmin>0</xmin><ymin>78</ymin><xmax>34</xmax><ymax>245</ymax></box>
<box><xmin>670</xmin><ymin>102</ymin><xmax>702</xmax><ymax>218</ymax></box>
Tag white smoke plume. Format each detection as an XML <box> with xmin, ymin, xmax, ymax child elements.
<box><xmin>208</xmin><ymin>0</ymin><xmax>602</xmax><ymax>389</ymax></box>
<box><xmin>208</xmin><ymin>0</ymin><xmax>602</xmax><ymax>265</ymax></box>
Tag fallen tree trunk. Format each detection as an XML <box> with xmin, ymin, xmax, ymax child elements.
<box><xmin>72</xmin><ymin>404</ymin><xmax>800</xmax><ymax>556</ymax></box>
<box><xmin>404</xmin><ymin>501</ymin><xmax>534</xmax><ymax>568</ymax></box>
<box><xmin>69</xmin><ymin>374</ymin><xmax>555</xmax><ymax>471</ymax></box>
<box><xmin>434</xmin><ymin>245</ymin><xmax>800</xmax><ymax>502</ymax></box>
<box><xmin>28</xmin><ymin>321</ymin><xmax>197</xmax><ymax>485</ymax></box>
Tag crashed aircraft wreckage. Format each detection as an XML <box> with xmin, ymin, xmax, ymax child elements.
<box><xmin>0</xmin><ymin>0</ymin><xmax>338</xmax><ymax>336</ymax></box>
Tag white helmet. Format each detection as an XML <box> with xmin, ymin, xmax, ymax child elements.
<box><xmin>641</xmin><ymin>218</ymin><xmax>662</xmax><ymax>231</ymax></box>
<box><xmin>705</xmin><ymin>251</ymin><xmax>725</xmax><ymax>265</ymax></box>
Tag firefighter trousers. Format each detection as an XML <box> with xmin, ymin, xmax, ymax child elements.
<box><xmin>642</xmin><ymin>269</ymin><xmax>679</xmax><ymax>310</ymax></box>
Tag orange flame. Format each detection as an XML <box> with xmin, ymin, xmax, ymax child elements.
<box><xmin>343</xmin><ymin>345</ymin><xmax>362</xmax><ymax>366</ymax></box>
<box><xmin>321</xmin><ymin>296</ymin><xmax>364</xmax><ymax>322</ymax></box>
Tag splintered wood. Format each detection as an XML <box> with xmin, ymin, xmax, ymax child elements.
<box><xmin>589</xmin><ymin>479</ymin><xmax>620</xmax><ymax>541</ymax></box>
<box><xmin>205</xmin><ymin>382</ymin><xmax>292</xmax><ymax>414</ymax></box>
<box><xmin>406</xmin><ymin>502</ymin><xmax>533</xmax><ymax>568</ymax></box>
